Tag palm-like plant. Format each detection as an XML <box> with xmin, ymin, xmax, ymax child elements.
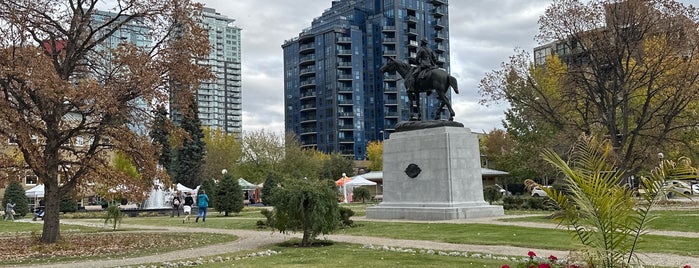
<box><xmin>541</xmin><ymin>136</ymin><xmax>695</xmax><ymax>267</ymax></box>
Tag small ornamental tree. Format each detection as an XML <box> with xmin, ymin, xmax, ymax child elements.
<box><xmin>483</xmin><ymin>185</ymin><xmax>503</xmax><ymax>205</ymax></box>
<box><xmin>3</xmin><ymin>181</ymin><xmax>29</xmax><ymax>217</ymax></box>
<box><xmin>271</xmin><ymin>178</ymin><xmax>340</xmax><ymax>247</ymax></box>
<box><xmin>352</xmin><ymin>187</ymin><xmax>371</xmax><ymax>203</ymax></box>
<box><xmin>214</xmin><ymin>174</ymin><xmax>244</xmax><ymax>216</ymax></box>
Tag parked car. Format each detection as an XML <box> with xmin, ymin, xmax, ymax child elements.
<box><xmin>667</xmin><ymin>180</ymin><xmax>693</xmax><ymax>196</ymax></box>
<box><xmin>693</xmin><ymin>184</ymin><xmax>699</xmax><ymax>195</ymax></box>
<box><xmin>531</xmin><ymin>186</ymin><xmax>550</xmax><ymax>197</ymax></box>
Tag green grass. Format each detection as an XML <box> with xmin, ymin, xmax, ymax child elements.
<box><xmin>0</xmin><ymin>220</ymin><xmax>106</xmax><ymax>234</ymax></box>
<box><xmin>500</xmin><ymin>209</ymin><xmax>699</xmax><ymax>233</ymax></box>
<box><xmin>157</xmin><ymin>241</ymin><xmax>511</xmax><ymax>268</ymax></box>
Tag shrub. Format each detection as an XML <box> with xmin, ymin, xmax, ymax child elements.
<box><xmin>338</xmin><ymin>207</ymin><xmax>354</xmax><ymax>227</ymax></box>
<box><xmin>60</xmin><ymin>195</ymin><xmax>78</xmax><ymax>213</ymax></box>
<box><xmin>352</xmin><ymin>187</ymin><xmax>371</xmax><ymax>203</ymax></box>
<box><xmin>3</xmin><ymin>181</ymin><xmax>29</xmax><ymax>217</ymax></box>
<box><xmin>214</xmin><ymin>174</ymin><xmax>244</xmax><ymax>216</ymax></box>
<box><xmin>103</xmin><ymin>205</ymin><xmax>124</xmax><ymax>231</ymax></box>
<box><xmin>483</xmin><ymin>185</ymin><xmax>502</xmax><ymax>205</ymax></box>
<box><xmin>268</xmin><ymin>178</ymin><xmax>339</xmax><ymax>247</ymax></box>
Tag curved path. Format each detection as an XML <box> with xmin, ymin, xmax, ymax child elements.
<box><xmin>10</xmin><ymin>215</ymin><xmax>699</xmax><ymax>267</ymax></box>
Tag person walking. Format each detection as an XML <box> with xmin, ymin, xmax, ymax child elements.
<box><xmin>195</xmin><ymin>190</ymin><xmax>209</xmax><ymax>223</ymax></box>
<box><xmin>182</xmin><ymin>192</ymin><xmax>194</xmax><ymax>223</ymax></box>
<box><xmin>4</xmin><ymin>200</ymin><xmax>15</xmax><ymax>221</ymax></box>
<box><xmin>171</xmin><ymin>191</ymin><xmax>182</xmax><ymax>217</ymax></box>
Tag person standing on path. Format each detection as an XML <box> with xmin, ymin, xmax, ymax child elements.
<box><xmin>4</xmin><ymin>200</ymin><xmax>15</xmax><ymax>221</ymax></box>
<box><xmin>171</xmin><ymin>191</ymin><xmax>182</xmax><ymax>217</ymax></box>
<box><xmin>182</xmin><ymin>192</ymin><xmax>194</xmax><ymax>223</ymax></box>
<box><xmin>196</xmin><ymin>190</ymin><xmax>209</xmax><ymax>223</ymax></box>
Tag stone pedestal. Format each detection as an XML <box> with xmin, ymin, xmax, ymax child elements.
<box><xmin>366</xmin><ymin>125</ymin><xmax>503</xmax><ymax>220</ymax></box>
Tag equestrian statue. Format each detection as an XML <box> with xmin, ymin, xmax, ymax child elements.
<box><xmin>380</xmin><ymin>38</ymin><xmax>458</xmax><ymax>121</ymax></box>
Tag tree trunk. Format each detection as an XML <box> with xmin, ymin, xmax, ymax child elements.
<box><xmin>41</xmin><ymin>183</ymin><xmax>61</xmax><ymax>243</ymax></box>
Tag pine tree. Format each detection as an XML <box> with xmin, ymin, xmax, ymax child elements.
<box><xmin>149</xmin><ymin>105</ymin><xmax>172</xmax><ymax>171</ymax></box>
<box><xmin>172</xmin><ymin>101</ymin><xmax>206</xmax><ymax>188</ymax></box>
<box><xmin>261</xmin><ymin>174</ymin><xmax>277</xmax><ymax>206</ymax></box>
<box><xmin>3</xmin><ymin>182</ymin><xmax>29</xmax><ymax>217</ymax></box>
<box><xmin>214</xmin><ymin>174</ymin><xmax>244</xmax><ymax>216</ymax></box>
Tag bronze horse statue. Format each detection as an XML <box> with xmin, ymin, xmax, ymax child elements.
<box><xmin>379</xmin><ymin>56</ymin><xmax>458</xmax><ymax>121</ymax></box>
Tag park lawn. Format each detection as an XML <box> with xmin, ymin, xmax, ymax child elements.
<box><xmin>114</xmin><ymin>215</ymin><xmax>699</xmax><ymax>257</ymax></box>
<box><xmin>500</xmin><ymin>209</ymin><xmax>699</xmax><ymax>233</ymax></box>
<box><xmin>156</xmin><ymin>241</ymin><xmax>512</xmax><ymax>268</ymax></box>
<box><xmin>0</xmin><ymin>220</ymin><xmax>106</xmax><ymax>234</ymax></box>
<box><xmin>114</xmin><ymin>214</ymin><xmax>263</xmax><ymax>230</ymax></box>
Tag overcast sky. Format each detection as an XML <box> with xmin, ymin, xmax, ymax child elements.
<box><xmin>200</xmin><ymin>0</ymin><xmax>698</xmax><ymax>135</ymax></box>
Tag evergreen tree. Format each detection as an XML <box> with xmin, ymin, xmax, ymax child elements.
<box><xmin>172</xmin><ymin>101</ymin><xmax>206</xmax><ymax>188</ymax></box>
<box><xmin>3</xmin><ymin>181</ymin><xmax>29</xmax><ymax>217</ymax></box>
<box><xmin>214</xmin><ymin>174</ymin><xmax>244</xmax><ymax>216</ymax></box>
<box><xmin>149</xmin><ymin>105</ymin><xmax>172</xmax><ymax>171</ymax></box>
<box><xmin>199</xmin><ymin>178</ymin><xmax>217</xmax><ymax>208</ymax></box>
<box><xmin>261</xmin><ymin>173</ymin><xmax>277</xmax><ymax>206</ymax></box>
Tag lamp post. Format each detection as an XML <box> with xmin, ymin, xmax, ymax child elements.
<box><xmin>342</xmin><ymin>173</ymin><xmax>348</xmax><ymax>204</ymax></box>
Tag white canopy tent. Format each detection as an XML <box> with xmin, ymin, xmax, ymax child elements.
<box><xmin>346</xmin><ymin>175</ymin><xmax>377</xmax><ymax>202</ymax></box>
<box><xmin>26</xmin><ymin>184</ymin><xmax>45</xmax><ymax>198</ymax></box>
<box><xmin>176</xmin><ymin>183</ymin><xmax>195</xmax><ymax>193</ymax></box>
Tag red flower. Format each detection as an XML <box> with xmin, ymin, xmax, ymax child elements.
<box><xmin>567</xmin><ymin>265</ymin><xmax>580</xmax><ymax>268</ymax></box>
<box><xmin>528</xmin><ymin>250</ymin><xmax>537</xmax><ymax>258</ymax></box>
<box><xmin>548</xmin><ymin>255</ymin><xmax>558</xmax><ymax>262</ymax></box>
<box><xmin>683</xmin><ymin>266</ymin><xmax>691</xmax><ymax>268</ymax></box>
<box><xmin>538</xmin><ymin>264</ymin><xmax>551</xmax><ymax>268</ymax></box>
<box><xmin>501</xmin><ymin>265</ymin><xmax>510</xmax><ymax>268</ymax></box>
<box><xmin>528</xmin><ymin>265</ymin><xmax>535</xmax><ymax>268</ymax></box>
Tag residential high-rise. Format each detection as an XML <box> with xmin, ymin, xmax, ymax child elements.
<box><xmin>187</xmin><ymin>7</ymin><xmax>243</xmax><ymax>136</ymax></box>
<box><xmin>283</xmin><ymin>0</ymin><xmax>450</xmax><ymax>159</ymax></box>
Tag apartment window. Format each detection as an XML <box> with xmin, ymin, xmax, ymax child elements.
<box><xmin>25</xmin><ymin>170</ymin><xmax>38</xmax><ymax>185</ymax></box>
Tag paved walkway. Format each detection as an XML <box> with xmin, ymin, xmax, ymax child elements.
<box><xmin>7</xmin><ymin>215</ymin><xmax>699</xmax><ymax>267</ymax></box>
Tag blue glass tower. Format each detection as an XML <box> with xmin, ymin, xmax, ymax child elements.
<box><xmin>283</xmin><ymin>0</ymin><xmax>451</xmax><ymax>159</ymax></box>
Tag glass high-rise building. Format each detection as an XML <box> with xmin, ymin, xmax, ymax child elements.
<box><xmin>188</xmin><ymin>7</ymin><xmax>243</xmax><ymax>136</ymax></box>
<box><xmin>283</xmin><ymin>0</ymin><xmax>450</xmax><ymax>159</ymax></box>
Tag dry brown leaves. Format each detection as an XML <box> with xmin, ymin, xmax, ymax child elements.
<box><xmin>0</xmin><ymin>233</ymin><xmax>186</xmax><ymax>263</ymax></box>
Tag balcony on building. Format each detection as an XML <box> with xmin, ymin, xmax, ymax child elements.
<box><xmin>383</xmin><ymin>72</ymin><xmax>400</xmax><ymax>81</ymax></box>
<box><xmin>431</xmin><ymin>0</ymin><xmax>446</xmax><ymax>6</ymax></box>
<box><xmin>407</xmin><ymin>15</ymin><xmax>418</xmax><ymax>24</ymax></box>
<box><xmin>383</xmin><ymin>37</ymin><xmax>397</xmax><ymax>43</ymax></box>
<box><xmin>300</xmin><ymin>115</ymin><xmax>317</xmax><ymax>123</ymax></box>
<box><xmin>433</xmin><ymin>7</ymin><xmax>445</xmax><ymax>17</ymax></box>
<box><xmin>408</xmin><ymin>39</ymin><xmax>419</xmax><ymax>48</ymax></box>
<box><xmin>300</xmin><ymin>103</ymin><xmax>316</xmax><ymax>111</ymax></box>
<box><xmin>338</xmin><ymin>111</ymin><xmax>353</xmax><ymax>118</ymax></box>
<box><xmin>383</xmin><ymin>49</ymin><xmax>397</xmax><ymax>56</ymax></box>
<box><xmin>337</xmin><ymin>99</ymin><xmax>354</xmax><ymax>106</ymax></box>
<box><xmin>337</xmin><ymin>49</ymin><xmax>352</xmax><ymax>56</ymax></box>
<box><xmin>384</xmin><ymin>84</ymin><xmax>397</xmax><ymax>93</ymax></box>
<box><xmin>407</xmin><ymin>28</ymin><xmax>418</xmax><ymax>36</ymax></box>
<box><xmin>337</xmin><ymin>36</ymin><xmax>352</xmax><ymax>43</ymax></box>
<box><xmin>384</xmin><ymin>98</ymin><xmax>398</xmax><ymax>105</ymax></box>
<box><xmin>435</xmin><ymin>43</ymin><xmax>446</xmax><ymax>52</ymax></box>
<box><xmin>339</xmin><ymin>135</ymin><xmax>354</xmax><ymax>143</ymax></box>
<box><xmin>300</xmin><ymin>78</ymin><xmax>316</xmax><ymax>88</ymax></box>
<box><xmin>299</xmin><ymin>66</ymin><xmax>316</xmax><ymax>77</ymax></box>
<box><xmin>338</xmin><ymin>74</ymin><xmax>353</xmax><ymax>81</ymax></box>
<box><xmin>384</xmin><ymin>111</ymin><xmax>399</xmax><ymax>118</ymax></box>
<box><xmin>338</xmin><ymin>86</ymin><xmax>353</xmax><ymax>92</ymax></box>
<box><xmin>299</xmin><ymin>54</ymin><xmax>315</xmax><ymax>65</ymax></box>
<box><xmin>435</xmin><ymin>32</ymin><xmax>445</xmax><ymax>41</ymax></box>
<box><xmin>300</xmin><ymin>91</ymin><xmax>316</xmax><ymax>100</ymax></box>
<box><xmin>434</xmin><ymin>19</ymin><xmax>445</xmax><ymax>29</ymax></box>
<box><xmin>300</xmin><ymin>126</ymin><xmax>318</xmax><ymax>135</ymax></box>
<box><xmin>337</xmin><ymin>61</ymin><xmax>352</xmax><ymax>69</ymax></box>
<box><xmin>299</xmin><ymin>43</ymin><xmax>315</xmax><ymax>54</ymax></box>
<box><xmin>382</xmin><ymin>25</ymin><xmax>396</xmax><ymax>32</ymax></box>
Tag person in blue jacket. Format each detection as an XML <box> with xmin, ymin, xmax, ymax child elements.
<box><xmin>196</xmin><ymin>190</ymin><xmax>209</xmax><ymax>223</ymax></box>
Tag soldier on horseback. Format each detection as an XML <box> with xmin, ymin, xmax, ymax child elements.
<box><xmin>406</xmin><ymin>38</ymin><xmax>438</xmax><ymax>95</ymax></box>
